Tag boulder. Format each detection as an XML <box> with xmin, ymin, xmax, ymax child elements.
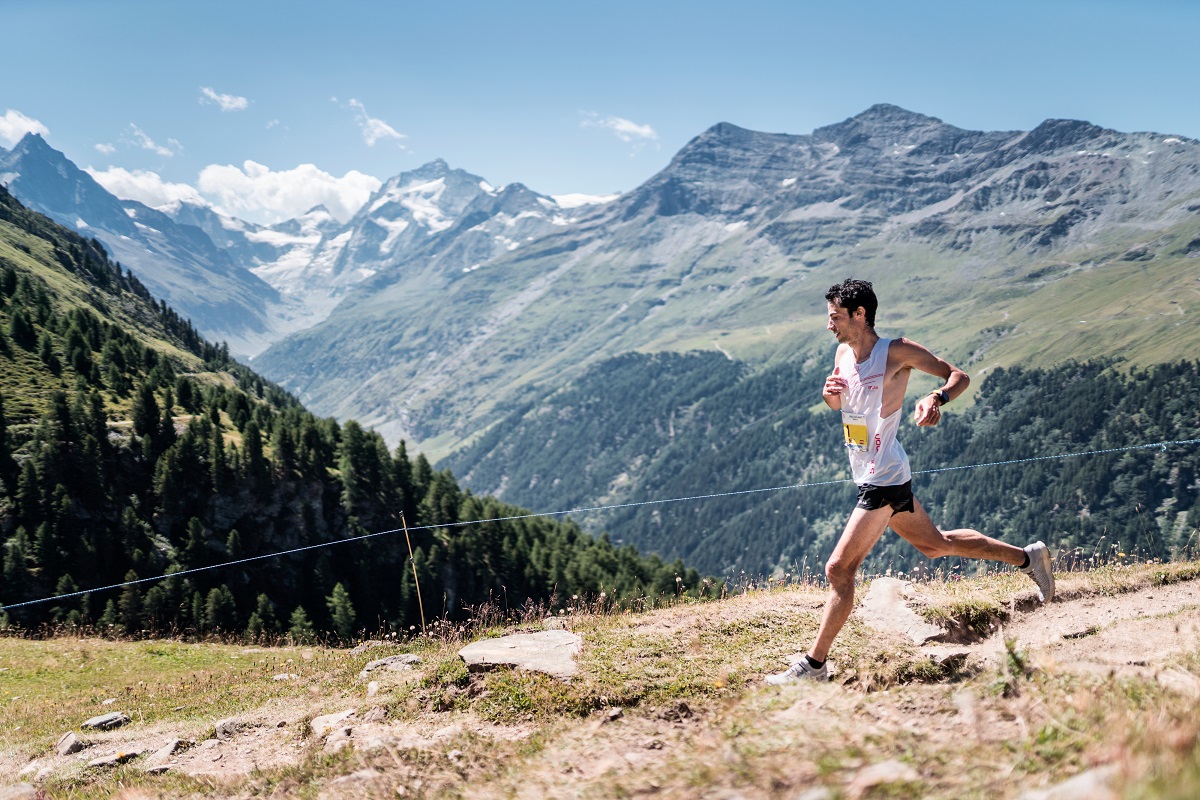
<box><xmin>311</xmin><ymin>709</ymin><xmax>357</xmax><ymax>738</ymax></box>
<box><xmin>858</xmin><ymin>578</ymin><xmax>945</xmax><ymax>644</ymax></box>
<box><xmin>55</xmin><ymin>731</ymin><xmax>86</xmax><ymax>755</ymax></box>
<box><xmin>81</xmin><ymin>712</ymin><xmax>130</xmax><ymax>731</ymax></box>
<box><xmin>214</xmin><ymin>718</ymin><xmax>249</xmax><ymax>740</ymax></box>
<box><xmin>359</xmin><ymin>654</ymin><xmax>422</xmax><ymax>677</ymax></box>
<box><xmin>459</xmin><ymin>630</ymin><xmax>582</xmax><ymax>678</ymax></box>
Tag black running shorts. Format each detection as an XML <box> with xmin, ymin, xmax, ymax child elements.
<box><xmin>855</xmin><ymin>480</ymin><xmax>915</xmax><ymax>515</ymax></box>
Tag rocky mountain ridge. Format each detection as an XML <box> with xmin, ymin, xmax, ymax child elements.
<box><xmin>0</xmin><ymin>133</ymin><xmax>283</xmax><ymax>357</ymax></box>
<box><xmin>0</xmin><ymin>136</ymin><xmax>609</xmax><ymax>359</ymax></box>
<box><xmin>253</xmin><ymin>104</ymin><xmax>1200</xmax><ymax>452</ymax></box>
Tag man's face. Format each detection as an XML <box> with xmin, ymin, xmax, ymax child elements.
<box><xmin>826</xmin><ymin>301</ymin><xmax>864</xmax><ymax>342</ymax></box>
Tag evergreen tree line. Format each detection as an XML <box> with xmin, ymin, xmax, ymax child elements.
<box><xmin>445</xmin><ymin>351</ymin><xmax>1200</xmax><ymax>577</ymax></box>
<box><xmin>0</xmin><ymin>187</ymin><xmax>710</xmax><ymax>640</ymax></box>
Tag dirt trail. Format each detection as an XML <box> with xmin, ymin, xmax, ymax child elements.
<box><xmin>933</xmin><ymin>578</ymin><xmax>1200</xmax><ymax>683</ymax></box>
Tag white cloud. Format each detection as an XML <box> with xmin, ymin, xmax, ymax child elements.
<box><xmin>127</xmin><ymin>124</ymin><xmax>181</xmax><ymax>156</ymax></box>
<box><xmin>199</xmin><ymin>86</ymin><xmax>250</xmax><ymax>112</ymax></box>
<box><xmin>86</xmin><ymin>166</ymin><xmax>207</xmax><ymax>209</ymax></box>
<box><xmin>336</xmin><ymin>97</ymin><xmax>406</xmax><ymax>147</ymax></box>
<box><xmin>95</xmin><ymin>143</ymin><xmax>116</xmax><ymax>155</ymax></box>
<box><xmin>197</xmin><ymin>160</ymin><xmax>381</xmax><ymax>224</ymax></box>
<box><xmin>581</xmin><ymin>112</ymin><xmax>658</xmax><ymax>143</ymax></box>
<box><xmin>0</xmin><ymin>109</ymin><xmax>50</xmax><ymax>147</ymax></box>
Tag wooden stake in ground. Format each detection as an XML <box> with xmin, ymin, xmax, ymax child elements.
<box><xmin>401</xmin><ymin>513</ymin><xmax>426</xmax><ymax>634</ymax></box>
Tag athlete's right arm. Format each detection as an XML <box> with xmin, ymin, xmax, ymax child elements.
<box><xmin>823</xmin><ymin>350</ymin><xmax>847</xmax><ymax>409</ymax></box>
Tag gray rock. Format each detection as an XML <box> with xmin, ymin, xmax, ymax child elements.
<box><xmin>86</xmin><ymin>751</ymin><xmax>138</xmax><ymax>768</ymax></box>
<box><xmin>214</xmin><ymin>718</ymin><xmax>246</xmax><ymax>740</ymax></box>
<box><xmin>0</xmin><ymin>784</ymin><xmax>38</xmax><ymax>800</ymax></box>
<box><xmin>459</xmin><ymin>630</ymin><xmax>582</xmax><ymax>678</ymax></box>
<box><xmin>362</xmin><ymin>706</ymin><xmax>387</xmax><ymax>723</ymax></box>
<box><xmin>359</xmin><ymin>654</ymin><xmax>422</xmax><ymax>677</ymax></box>
<box><xmin>145</xmin><ymin>738</ymin><xmax>183</xmax><ymax>766</ymax></box>
<box><xmin>1019</xmin><ymin>764</ymin><xmax>1120</xmax><ymax>800</ymax></box>
<box><xmin>81</xmin><ymin>712</ymin><xmax>130</xmax><ymax>731</ymax></box>
<box><xmin>846</xmin><ymin>759</ymin><xmax>920</xmax><ymax>798</ymax></box>
<box><xmin>56</xmin><ymin>731</ymin><xmax>86</xmax><ymax>755</ymax></box>
<box><xmin>859</xmin><ymin>578</ymin><xmax>946</xmax><ymax>644</ymax></box>
<box><xmin>324</xmin><ymin>727</ymin><xmax>354</xmax><ymax>753</ymax></box>
<box><xmin>311</xmin><ymin>709</ymin><xmax>357</xmax><ymax>738</ymax></box>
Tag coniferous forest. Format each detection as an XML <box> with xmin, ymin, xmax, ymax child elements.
<box><xmin>0</xmin><ymin>186</ymin><xmax>710</xmax><ymax>639</ymax></box>
<box><xmin>450</xmin><ymin>352</ymin><xmax>1200</xmax><ymax>578</ymax></box>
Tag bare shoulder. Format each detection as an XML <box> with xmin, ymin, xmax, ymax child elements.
<box><xmin>885</xmin><ymin>337</ymin><xmax>936</xmax><ymax>364</ymax></box>
<box><xmin>887</xmin><ymin>337</ymin><xmax>958</xmax><ymax>377</ymax></box>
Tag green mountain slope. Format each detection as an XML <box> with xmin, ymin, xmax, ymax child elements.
<box><xmin>0</xmin><ymin>186</ymin><xmax>709</xmax><ymax>634</ymax></box>
<box><xmin>446</xmin><ymin>352</ymin><xmax>1200</xmax><ymax>577</ymax></box>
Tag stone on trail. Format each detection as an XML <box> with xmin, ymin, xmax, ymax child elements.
<box><xmin>359</xmin><ymin>653</ymin><xmax>422</xmax><ymax>678</ymax></box>
<box><xmin>846</xmin><ymin>759</ymin><xmax>920</xmax><ymax>798</ymax></box>
<box><xmin>858</xmin><ymin>578</ymin><xmax>946</xmax><ymax>644</ymax></box>
<box><xmin>55</xmin><ymin>731</ymin><xmax>86</xmax><ymax>755</ymax></box>
<box><xmin>311</xmin><ymin>709</ymin><xmax>357</xmax><ymax>738</ymax></box>
<box><xmin>86</xmin><ymin>751</ymin><xmax>139</xmax><ymax>768</ymax></box>
<box><xmin>145</xmin><ymin>738</ymin><xmax>184</xmax><ymax>766</ymax></box>
<box><xmin>458</xmin><ymin>630</ymin><xmax>582</xmax><ymax>678</ymax></box>
<box><xmin>214</xmin><ymin>717</ymin><xmax>253</xmax><ymax>740</ymax></box>
<box><xmin>324</xmin><ymin>726</ymin><xmax>354</xmax><ymax>753</ymax></box>
<box><xmin>1018</xmin><ymin>763</ymin><xmax>1120</xmax><ymax>800</ymax></box>
<box><xmin>81</xmin><ymin>712</ymin><xmax>130</xmax><ymax>731</ymax></box>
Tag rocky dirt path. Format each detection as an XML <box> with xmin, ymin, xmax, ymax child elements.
<box><xmin>951</xmin><ymin>578</ymin><xmax>1200</xmax><ymax>684</ymax></box>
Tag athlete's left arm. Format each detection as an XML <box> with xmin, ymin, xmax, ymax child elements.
<box><xmin>893</xmin><ymin>338</ymin><xmax>970</xmax><ymax>427</ymax></box>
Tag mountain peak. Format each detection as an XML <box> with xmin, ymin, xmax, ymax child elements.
<box><xmin>13</xmin><ymin>131</ymin><xmax>66</xmax><ymax>162</ymax></box>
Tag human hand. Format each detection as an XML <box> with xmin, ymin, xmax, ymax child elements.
<box><xmin>913</xmin><ymin>394</ymin><xmax>941</xmax><ymax>427</ymax></box>
<box><xmin>823</xmin><ymin>373</ymin><xmax>848</xmax><ymax>400</ymax></box>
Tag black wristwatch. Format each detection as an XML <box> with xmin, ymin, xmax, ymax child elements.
<box><xmin>932</xmin><ymin>389</ymin><xmax>950</xmax><ymax>406</ymax></box>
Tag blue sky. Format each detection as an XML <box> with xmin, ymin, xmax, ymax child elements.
<box><xmin>3</xmin><ymin>0</ymin><xmax>1198</xmax><ymax>225</ymax></box>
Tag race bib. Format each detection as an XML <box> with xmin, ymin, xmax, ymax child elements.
<box><xmin>842</xmin><ymin>412</ymin><xmax>868</xmax><ymax>452</ymax></box>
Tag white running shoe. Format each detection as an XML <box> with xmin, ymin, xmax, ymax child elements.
<box><xmin>765</xmin><ymin>658</ymin><xmax>829</xmax><ymax>684</ymax></box>
<box><xmin>1021</xmin><ymin>541</ymin><xmax>1055</xmax><ymax>603</ymax></box>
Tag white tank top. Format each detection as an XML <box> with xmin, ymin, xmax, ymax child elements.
<box><xmin>836</xmin><ymin>337</ymin><xmax>911</xmax><ymax>486</ymax></box>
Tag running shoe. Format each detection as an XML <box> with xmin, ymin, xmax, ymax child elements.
<box><xmin>765</xmin><ymin>658</ymin><xmax>828</xmax><ymax>684</ymax></box>
<box><xmin>1021</xmin><ymin>541</ymin><xmax>1055</xmax><ymax>603</ymax></box>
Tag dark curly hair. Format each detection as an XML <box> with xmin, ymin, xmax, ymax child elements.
<box><xmin>825</xmin><ymin>278</ymin><xmax>877</xmax><ymax>328</ymax></box>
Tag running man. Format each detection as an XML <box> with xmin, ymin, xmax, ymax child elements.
<box><xmin>767</xmin><ymin>278</ymin><xmax>1055</xmax><ymax>684</ymax></box>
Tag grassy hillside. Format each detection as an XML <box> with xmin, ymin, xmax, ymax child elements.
<box><xmin>2</xmin><ymin>559</ymin><xmax>1198</xmax><ymax>798</ymax></box>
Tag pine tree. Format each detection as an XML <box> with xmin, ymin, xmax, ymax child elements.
<box><xmin>326</xmin><ymin>582</ymin><xmax>357</xmax><ymax>641</ymax></box>
<box><xmin>204</xmin><ymin>586</ymin><xmax>237</xmax><ymax>632</ymax></box>
<box><xmin>118</xmin><ymin>570</ymin><xmax>143</xmax><ymax>634</ymax></box>
<box><xmin>132</xmin><ymin>384</ymin><xmax>159</xmax><ymax>439</ymax></box>
<box><xmin>288</xmin><ymin>606</ymin><xmax>316</xmax><ymax>643</ymax></box>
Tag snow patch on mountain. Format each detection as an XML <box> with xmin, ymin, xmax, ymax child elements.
<box><xmin>551</xmin><ymin>192</ymin><xmax>620</xmax><ymax>209</ymax></box>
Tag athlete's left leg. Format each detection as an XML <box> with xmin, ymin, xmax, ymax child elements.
<box><xmin>888</xmin><ymin>497</ymin><xmax>1025</xmax><ymax>566</ymax></box>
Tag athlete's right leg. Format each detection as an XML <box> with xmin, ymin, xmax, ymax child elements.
<box><xmin>809</xmin><ymin>504</ymin><xmax>894</xmax><ymax>662</ymax></box>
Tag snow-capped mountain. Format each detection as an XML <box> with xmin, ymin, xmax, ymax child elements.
<box><xmin>1</xmin><ymin>133</ymin><xmax>609</xmax><ymax>358</ymax></box>
<box><xmin>0</xmin><ymin>133</ymin><xmax>281</xmax><ymax>358</ymax></box>
<box><xmin>227</xmin><ymin>158</ymin><xmax>609</xmax><ymax>338</ymax></box>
